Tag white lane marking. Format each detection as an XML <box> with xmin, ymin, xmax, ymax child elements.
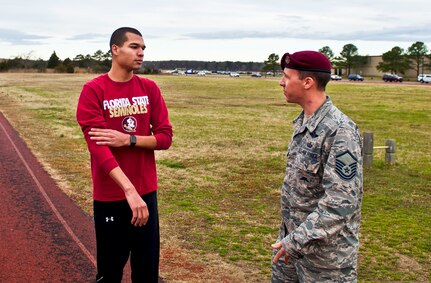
<box><xmin>0</xmin><ymin>115</ymin><xmax>96</xmax><ymax>267</ymax></box>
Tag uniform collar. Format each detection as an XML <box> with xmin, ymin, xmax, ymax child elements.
<box><xmin>293</xmin><ymin>96</ymin><xmax>333</xmax><ymax>134</ymax></box>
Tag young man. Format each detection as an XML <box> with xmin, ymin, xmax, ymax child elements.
<box><xmin>76</xmin><ymin>27</ymin><xmax>172</xmax><ymax>282</ymax></box>
<box><xmin>271</xmin><ymin>51</ymin><xmax>363</xmax><ymax>282</ymax></box>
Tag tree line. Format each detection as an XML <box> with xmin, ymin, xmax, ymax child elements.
<box><xmin>0</xmin><ymin>49</ymin><xmax>264</xmax><ymax>74</ymax></box>
<box><xmin>0</xmin><ymin>50</ymin><xmax>113</xmax><ymax>73</ymax></box>
<box><xmin>1</xmin><ymin>41</ymin><xmax>430</xmax><ymax>76</ymax></box>
<box><xmin>262</xmin><ymin>41</ymin><xmax>430</xmax><ymax>77</ymax></box>
<box><xmin>141</xmin><ymin>60</ymin><xmax>263</xmax><ymax>73</ymax></box>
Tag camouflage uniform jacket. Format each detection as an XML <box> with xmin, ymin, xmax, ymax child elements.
<box><xmin>280</xmin><ymin>96</ymin><xmax>363</xmax><ymax>270</ymax></box>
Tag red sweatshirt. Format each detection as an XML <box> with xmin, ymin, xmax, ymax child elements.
<box><xmin>76</xmin><ymin>74</ymin><xmax>172</xmax><ymax>201</ymax></box>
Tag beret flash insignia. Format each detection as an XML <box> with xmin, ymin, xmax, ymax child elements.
<box><xmin>284</xmin><ymin>55</ymin><xmax>290</xmax><ymax>65</ymax></box>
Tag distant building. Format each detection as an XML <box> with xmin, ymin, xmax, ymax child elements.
<box><xmin>346</xmin><ymin>55</ymin><xmax>430</xmax><ymax>78</ymax></box>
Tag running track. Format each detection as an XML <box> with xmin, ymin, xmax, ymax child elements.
<box><xmin>0</xmin><ymin>112</ymin><xmax>152</xmax><ymax>282</ymax></box>
<box><xmin>0</xmin><ymin>112</ymin><xmax>97</xmax><ymax>282</ymax></box>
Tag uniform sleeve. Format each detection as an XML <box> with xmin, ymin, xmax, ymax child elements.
<box><xmin>149</xmin><ymin>83</ymin><xmax>173</xmax><ymax>150</ymax></box>
<box><xmin>281</xmin><ymin>126</ymin><xmax>363</xmax><ymax>259</ymax></box>
<box><xmin>76</xmin><ymin>84</ymin><xmax>118</xmax><ymax>174</ymax></box>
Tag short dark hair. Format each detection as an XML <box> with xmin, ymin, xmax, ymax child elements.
<box><xmin>110</xmin><ymin>27</ymin><xmax>142</xmax><ymax>52</ymax></box>
<box><xmin>297</xmin><ymin>70</ymin><xmax>331</xmax><ymax>91</ymax></box>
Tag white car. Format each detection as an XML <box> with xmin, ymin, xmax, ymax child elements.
<box><xmin>197</xmin><ymin>71</ymin><xmax>206</xmax><ymax>76</ymax></box>
<box><xmin>229</xmin><ymin>72</ymin><xmax>240</xmax><ymax>77</ymax></box>
<box><xmin>331</xmin><ymin>74</ymin><xmax>342</xmax><ymax>81</ymax></box>
<box><xmin>418</xmin><ymin>74</ymin><xmax>431</xmax><ymax>83</ymax></box>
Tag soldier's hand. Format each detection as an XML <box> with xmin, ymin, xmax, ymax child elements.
<box><xmin>89</xmin><ymin>128</ymin><xmax>129</xmax><ymax>147</ymax></box>
<box><xmin>272</xmin><ymin>242</ymin><xmax>289</xmax><ymax>264</ymax></box>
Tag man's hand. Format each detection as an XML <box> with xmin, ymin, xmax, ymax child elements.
<box><xmin>272</xmin><ymin>241</ymin><xmax>289</xmax><ymax>264</ymax></box>
<box><xmin>89</xmin><ymin>128</ymin><xmax>129</xmax><ymax>147</ymax></box>
<box><xmin>125</xmin><ymin>189</ymin><xmax>149</xmax><ymax>227</ymax></box>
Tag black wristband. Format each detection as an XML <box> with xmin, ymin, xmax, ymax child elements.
<box><xmin>130</xmin><ymin>135</ymin><xmax>137</xmax><ymax>147</ymax></box>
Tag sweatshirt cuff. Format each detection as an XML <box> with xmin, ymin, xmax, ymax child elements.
<box><xmin>154</xmin><ymin>133</ymin><xmax>172</xmax><ymax>150</ymax></box>
<box><xmin>101</xmin><ymin>157</ymin><xmax>119</xmax><ymax>174</ymax></box>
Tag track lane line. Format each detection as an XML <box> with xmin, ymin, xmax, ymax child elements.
<box><xmin>0</xmin><ymin>116</ymin><xmax>96</xmax><ymax>268</ymax></box>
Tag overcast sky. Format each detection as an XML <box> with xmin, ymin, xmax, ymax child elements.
<box><xmin>1</xmin><ymin>0</ymin><xmax>430</xmax><ymax>62</ymax></box>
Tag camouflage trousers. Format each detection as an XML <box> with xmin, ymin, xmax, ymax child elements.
<box><xmin>271</xmin><ymin>244</ymin><xmax>357</xmax><ymax>283</ymax></box>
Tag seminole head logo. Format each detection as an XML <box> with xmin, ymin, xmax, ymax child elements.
<box><xmin>122</xmin><ymin>116</ymin><xmax>137</xmax><ymax>132</ymax></box>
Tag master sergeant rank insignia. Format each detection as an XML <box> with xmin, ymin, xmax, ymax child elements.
<box><xmin>335</xmin><ymin>151</ymin><xmax>358</xmax><ymax>181</ymax></box>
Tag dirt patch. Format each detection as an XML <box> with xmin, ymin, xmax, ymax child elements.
<box><xmin>159</xmin><ymin>236</ymin><xmax>252</xmax><ymax>282</ymax></box>
<box><xmin>397</xmin><ymin>254</ymin><xmax>427</xmax><ymax>282</ymax></box>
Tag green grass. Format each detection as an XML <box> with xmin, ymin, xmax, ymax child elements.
<box><xmin>0</xmin><ymin>73</ymin><xmax>430</xmax><ymax>282</ymax></box>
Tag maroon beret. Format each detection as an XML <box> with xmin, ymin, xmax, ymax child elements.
<box><xmin>280</xmin><ymin>51</ymin><xmax>332</xmax><ymax>73</ymax></box>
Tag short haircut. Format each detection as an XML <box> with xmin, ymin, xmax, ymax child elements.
<box><xmin>109</xmin><ymin>27</ymin><xmax>142</xmax><ymax>52</ymax></box>
<box><xmin>297</xmin><ymin>70</ymin><xmax>331</xmax><ymax>91</ymax></box>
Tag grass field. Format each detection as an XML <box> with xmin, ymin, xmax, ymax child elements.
<box><xmin>0</xmin><ymin>73</ymin><xmax>430</xmax><ymax>282</ymax></box>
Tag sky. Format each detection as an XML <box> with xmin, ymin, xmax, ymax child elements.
<box><xmin>1</xmin><ymin>0</ymin><xmax>430</xmax><ymax>62</ymax></box>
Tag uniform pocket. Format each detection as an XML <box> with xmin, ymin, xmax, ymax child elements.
<box><xmin>286</xmin><ymin>145</ymin><xmax>323</xmax><ymax>197</ymax></box>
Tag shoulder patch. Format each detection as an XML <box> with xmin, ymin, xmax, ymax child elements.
<box><xmin>335</xmin><ymin>151</ymin><xmax>358</xmax><ymax>181</ymax></box>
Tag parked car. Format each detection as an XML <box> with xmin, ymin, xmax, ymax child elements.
<box><xmin>331</xmin><ymin>74</ymin><xmax>342</xmax><ymax>81</ymax></box>
<box><xmin>382</xmin><ymin>73</ymin><xmax>403</xmax><ymax>82</ymax></box>
<box><xmin>197</xmin><ymin>71</ymin><xmax>206</xmax><ymax>76</ymax></box>
<box><xmin>348</xmin><ymin>74</ymin><xmax>364</xmax><ymax>81</ymax></box>
<box><xmin>229</xmin><ymin>72</ymin><xmax>240</xmax><ymax>77</ymax></box>
<box><xmin>251</xmin><ymin>72</ymin><xmax>262</xmax><ymax>77</ymax></box>
<box><xmin>418</xmin><ymin>74</ymin><xmax>431</xmax><ymax>83</ymax></box>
